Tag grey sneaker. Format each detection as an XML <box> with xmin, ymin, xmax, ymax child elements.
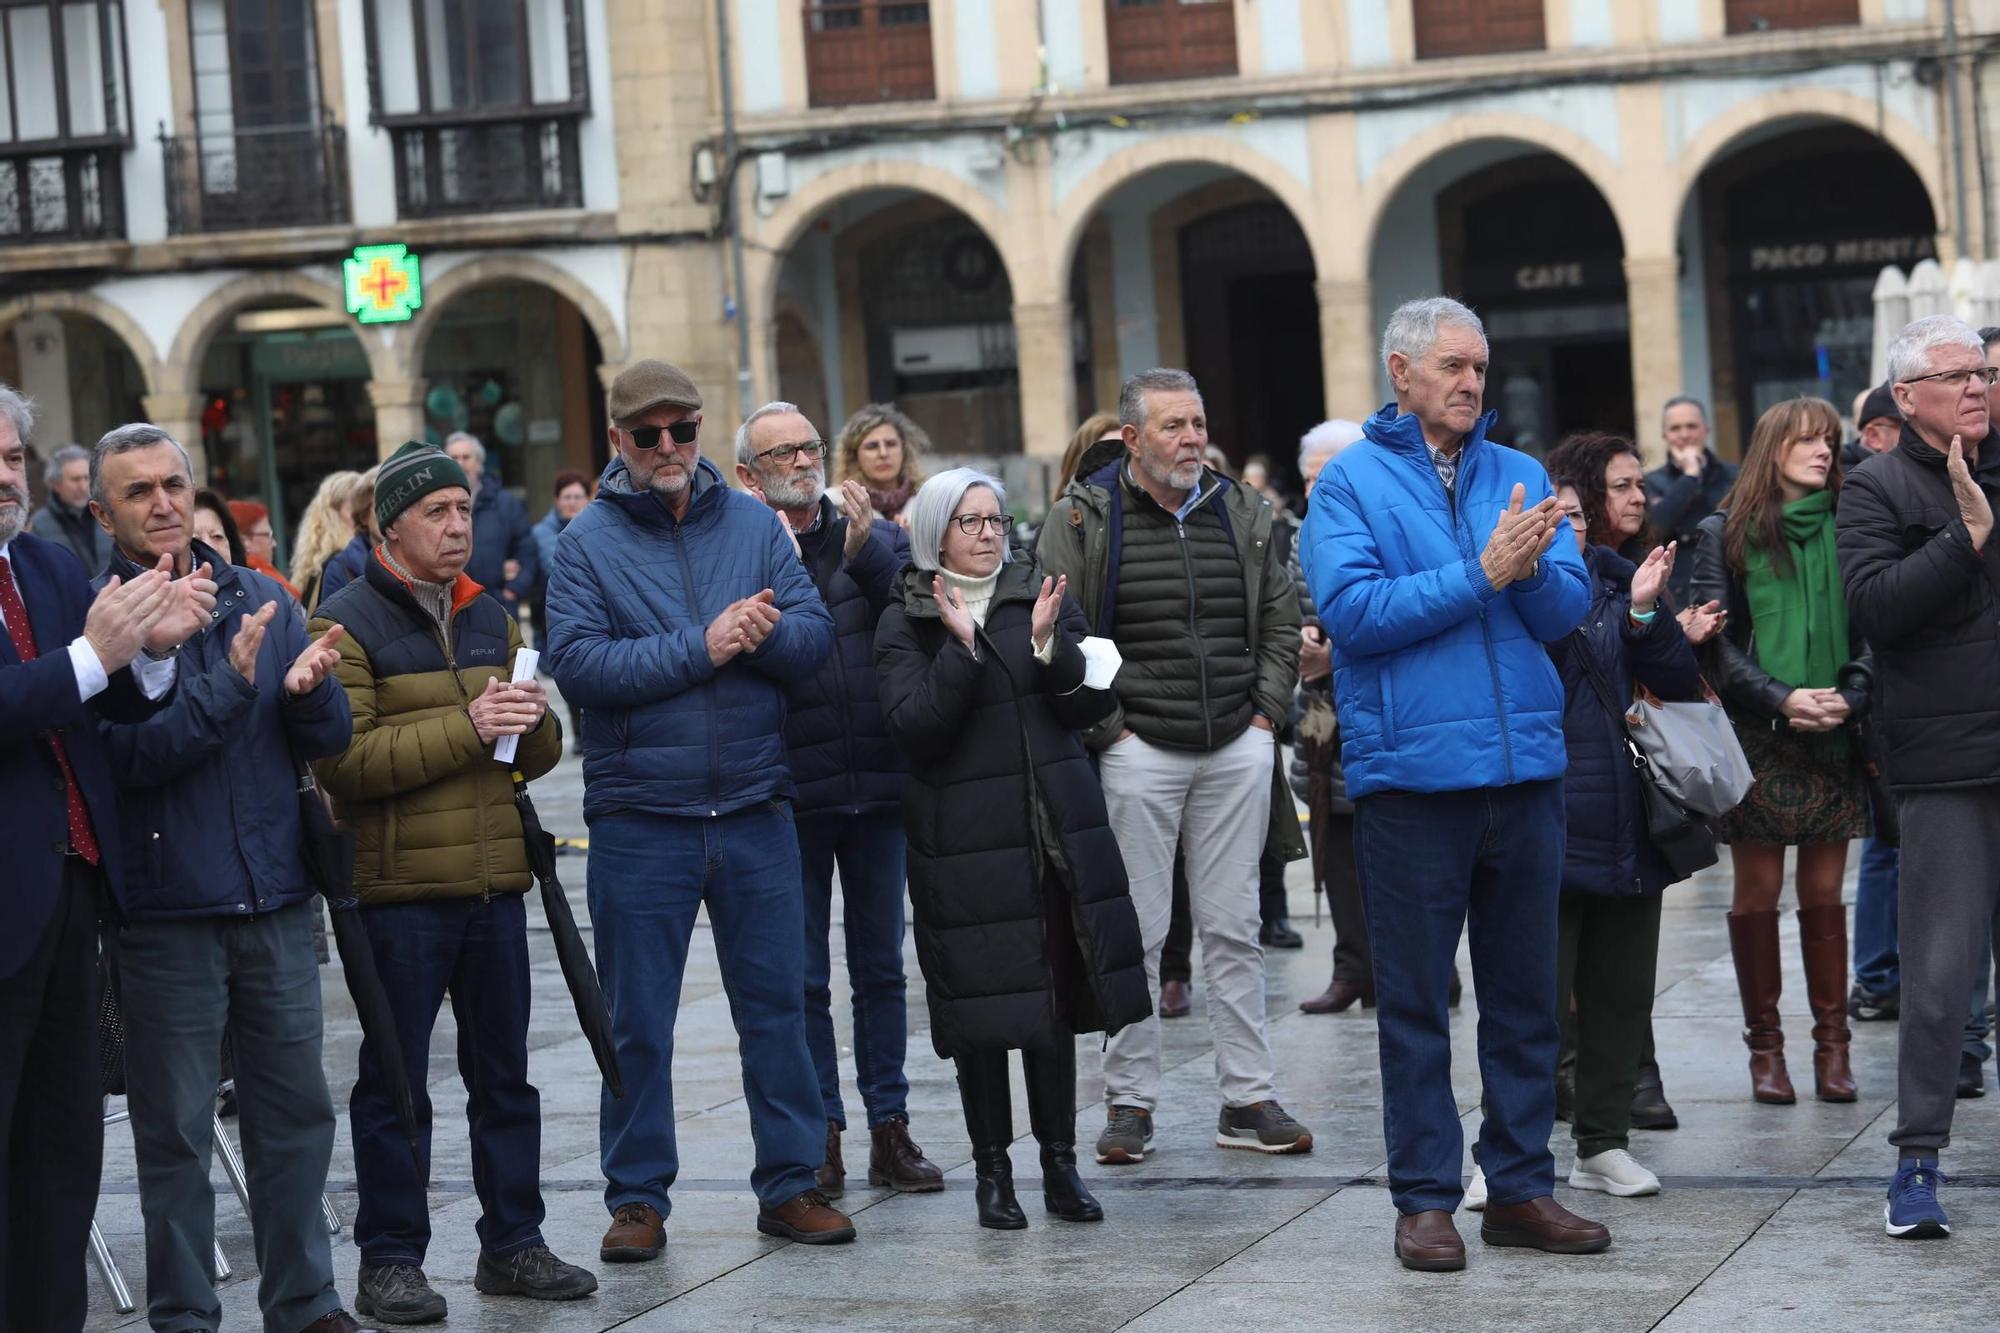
<box><xmin>1095</xmin><ymin>1104</ymin><xmax>1154</xmax><ymax>1164</ymax></box>
<box><xmin>473</xmin><ymin>1244</ymin><xmax>599</xmax><ymax>1301</ymax></box>
<box><xmin>1216</xmin><ymin>1101</ymin><xmax>1314</xmax><ymax>1154</ymax></box>
<box><xmin>354</xmin><ymin>1264</ymin><xmax>447</xmax><ymax>1325</ymax></box>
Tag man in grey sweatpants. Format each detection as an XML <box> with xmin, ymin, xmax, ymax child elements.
<box><xmin>1837</xmin><ymin>313</ymin><xmax>2000</xmax><ymax>1239</ymax></box>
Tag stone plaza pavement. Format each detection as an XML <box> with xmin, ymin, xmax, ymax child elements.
<box><xmin>85</xmin><ymin>741</ymin><xmax>2000</xmax><ymax>1332</ymax></box>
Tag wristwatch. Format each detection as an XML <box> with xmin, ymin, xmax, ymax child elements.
<box><xmin>141</xmin><ymin>643</ymin><xmax>180</xmax><ymax>661</ymax></box>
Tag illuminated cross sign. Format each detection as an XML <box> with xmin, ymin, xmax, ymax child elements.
<box><xmin>343</xmin><ymin>243</ymin><xmax>423</xmax><ymax>323</ymax></box>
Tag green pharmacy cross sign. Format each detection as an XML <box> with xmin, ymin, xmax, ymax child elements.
<box><xmin>344</xmin><ymin>244</ymin><xmax>423</xmax><ymax>324</ymax></box>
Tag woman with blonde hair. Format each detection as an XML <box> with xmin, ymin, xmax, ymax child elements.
<box><xmin>1057</xmin><ymin>412</ymin><xmax>1122</xmax><ymax>499</ymax></box>
<box><xmin>836</xmin><ymin>403</ymin><xmax>929</xmax><ymax>524</ymax></box>
<box><xmin>291</xmin><ymin>469</ymin><xmax>361</xmax><ymax>612</ymax></box>
<box><xmin>1690</xmin><ymin>396</ymin><xmax>1871</xmax><ymax>1107</ymax></box>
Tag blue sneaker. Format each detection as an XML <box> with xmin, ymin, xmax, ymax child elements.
<box><xmin>1885</xmin><ymin>1161</ymin><xmax>1949</xmax><ymax>1238</ymax></box>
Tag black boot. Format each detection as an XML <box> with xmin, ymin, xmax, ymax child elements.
<box><xmin>955</xmin><ymin>1051</ymin><xmax>1026</xmax><ymax>1230</ymax></box>
<box><xmin>1024</xmin><ymin>1043</ymin><xmax>1102</xmax><ymax>1222</ymax></box>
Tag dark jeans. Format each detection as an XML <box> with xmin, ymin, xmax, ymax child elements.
<box><xmin>1557</xmin><ymin>892</ymin><xmax>1663</xmax><ymax>1159</ymax></box>
<box><xmin>119</xmin><ymin>900</ymin><xmax>340</xmax><ymax>1332</ymax></box>
<box><xmin>798</xmin><ymin>810</ymin><xmax>911</xmax><ymax>1129</ymax></box>
<box><xmin>1320</xmin><ymin>811</ymin><xmax>1371</xmax><ymax>987</ymax></box>
<box><xmin>1354</xmin><ymin>781</ymin><xmax>1564</xmax><ymax>1214</ymax></box>
<box><xmin>1163</xmin><ymin>840</ymin><xmax>1291</xmax><ymax>985</ymax></box>
<box><xmin>0</xmin><ymin>860</ymin><xmax>102</xmax><ymax>1333</ymax></box>
<box><xmin>350</xmin><ymin>894</ymin><xmax>545</xmax><ymax>1268</ymax></box>
<box><xmin>1853</xmin><ymin>836</ymin><xmax>1900</xmax><ymax>996</ymax></box>
<box><xmin>589</xmin><ymin>805</ymin><xmax>822</xmax><ymax>1215</ymax></box>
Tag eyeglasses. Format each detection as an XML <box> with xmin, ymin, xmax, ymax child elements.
<box><xmin>626</xmin><ymin>420</ymin><xmax>701</xmax><ymax>449</ymax></box>
<box><xmin>753</xmin><ymin>440</ymin><xmax>828</xmax><ymax>465</ymax></box>
<box><xmin>1900</xmin><ymin>366</ymin><xmax>2000</xmax><ymax>389</ymax></box>
<box><xmin>951</xmin><ymin>513</ymin><xmax>1014</xmax><ymax>536</ymax></box>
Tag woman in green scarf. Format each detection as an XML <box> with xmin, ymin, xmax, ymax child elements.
<box><xmin>1692</xmin><ymin>396</ymin><xmax>1871</xmax><ymax>1109</ymax></box>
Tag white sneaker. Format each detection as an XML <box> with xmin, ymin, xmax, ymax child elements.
<box><xmin>1463</xmin><ymin>1165</ymin><xmax>1487</xmax><ymax>1211</ymax></box>
<box><xmin>1569</xmin><ymin>1148</ymin><xmax>1661</xmax><ymax>1197</ymax></box>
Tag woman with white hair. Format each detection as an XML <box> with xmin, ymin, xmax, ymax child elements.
<box><xmin>875</xmin><ymin>468</ymin><xmax>1150</xmax><ymax>1230</ymax></box>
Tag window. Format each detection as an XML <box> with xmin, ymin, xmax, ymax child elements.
<box><xmin>804</xmin><ymin>2</ymin><xmax>935</xmax><ymax>108</ymax></box>
<box><xmin>1724</xmin><ymin>0</ymin><xmax>1859</xmax><ymax>34</ymax></box>
<box><xmin>1105</xmin><ymin>0</ymin><xmax>1237</xmax><ymax>85</ymax></box>
<box><xmin>0</xmin><ymin>0</ymin><xmax>129</xmax><ymax>243</ymax></box>
<box><xmin>362</xmin><ymin>0</ymin><xmax>589</xmax><ymax>217</ymax></box>
<box><xmin>1410</xmin><ymin>0</ymin><xmax>1545</xmax><ymax>61</ymax></box>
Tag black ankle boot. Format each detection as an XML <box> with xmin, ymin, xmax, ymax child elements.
<box><xmin>974</xmin><ymin>1149</ymin><xmax>1027</xmax><ymax>1229</ymax></box>
<box><xmin>1023</xmin><ymin>1043</ymin><xmax>1102</xmax><ymax>1221</ymax></box>
<box><xmin>1039</xmin><ymin>1142</ymin><xmax>1102</xmax><ymax>1221</ymax></box>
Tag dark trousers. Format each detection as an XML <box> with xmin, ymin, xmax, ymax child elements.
<box><xmin>350</xmin><ymin>894</ymin><xmax>545</xmax><ymax>1268</ymax></box>
<box><xmin>1852</xmin><ymin>836</ymin><xmax>1900</xmax><ymax>996</ymax></box>
<box><xmin>1320</xmin><ymin>812</ymin><xmax>1371</xmax><ymax>987</ymax></box>
<box><xmin>1557</xmin><ymin>892</ymin><xmax>1663</xmax><ymax>1159</ymax></box>
<box><xmin>1162</xmin><ymin>840</ymin><xmax>1290</xmax><ymax>986</ymax></box>
<box><xmin>1354</xmin><ymin>781</ymin><xmax>1564</xmax><ymax>1214</ymax></box>
<box><xmin>953</xmin><ymin>1041</ymin><xmax>1077</xmax><ymax>1149</ymax></box>
<box><xmin>0</xmin><ymin>860</ymin><xmax>102</xmax><ymax>1333</ymax></box>
<box><xmin>798</xmin><ymin>810</ymin><xmax>911</xmax><ymax>1130</ymax></box>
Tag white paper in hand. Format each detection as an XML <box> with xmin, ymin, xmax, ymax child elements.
<box><xmin>494</xmin><ymin>648</ymin><xmax>539</xmax><ymax>765</ymax></box>
<box><xmin>1079</xmin><ymin>636</ymin><xmax>1122</xmax><ymax>690</ymax></box>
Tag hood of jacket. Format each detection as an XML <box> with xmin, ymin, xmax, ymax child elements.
<box><xmin>1362</xmin><ymin>400</ymin><xmax>1499</xmax><ymax>465</ymax></box>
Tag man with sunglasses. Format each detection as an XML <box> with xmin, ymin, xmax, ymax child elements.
<box><xmin>543</xmin><ymin>361</ymin><xmax>850</xmax><ymax>1261</ymax></box>
<box><xmin>733</xmin><ymin>402</ymin><xmax>944</xmax><ymax>1200</ymax></box>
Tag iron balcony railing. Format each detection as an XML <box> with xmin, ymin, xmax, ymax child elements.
<box><xmin>159</xmin><ymin>123</ymin><xmax>352</xmax><ymax>234</ymax></box>
<box><xmin>0</xmin><ymin>141</ymin><xmax>125</xmax><ymax>245</ymax></box>
<box><xmin>385</xmin><ymin>110</ymin><xmax>584</xmax><ymax>219</ymax></box>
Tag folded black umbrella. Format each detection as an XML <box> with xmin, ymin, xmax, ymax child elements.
<box><xmin>513</xmin><ymin>776</ymin><xmax>624</xmax><ymax>1099</ymax></box>
<box><xmin>295</xmin><ymin>764</ymin><xmax>420</xmax><ymax>1156</ymax></box>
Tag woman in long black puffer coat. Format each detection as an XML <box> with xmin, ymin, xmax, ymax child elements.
<box><xmin>876</xmin><ymin>468</ymin><xmax>1150</xmax><ymax>1231</ymax></box>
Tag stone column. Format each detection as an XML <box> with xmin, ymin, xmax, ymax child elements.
<box><xmin>368</xmin><ymin>379</ymin><xmax>427</xmax><ymax>459</ymax></box>
<box><xmin>144</xmin><ymin>392</ymin><xmax>208</xmax><ymax>480</ymax></box>
<box><xmin>1623</xmin><ymin>255</ymin><xmax>1684</xmax><ymax>469</ymax></box>
<box><xmin>1013</xmin><ymin>299</ymin><xmax>1077</xmax><ymax>459</ymax></box>
<box><xmin>1316</xmin><ymin>277</ymin><xmax>1376</xmax><ymax>422</ymax></box>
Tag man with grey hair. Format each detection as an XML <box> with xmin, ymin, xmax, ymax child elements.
<box><xmin>443</xmin><ymin>431</ymin><xmax>538</xmax><ymax>624</ymax></box>
<box><xmin>30</xmin><ymin>441</ymin><xmax>111</xmax><ymax>573</ymax></box>
<box><xmin>733</xmin><ymin>402</ymin><xmax>940</xmax><ymax>1197</ymax></box>
<box><xmin>1039</xmin><ymin>368</ymin><xmax>1311</xmax><ymax>1167</ymax></box>
<box><xmin>1304</xmin><ymin>296</ymin><xmax>1599</xmax><ymax>1270</ymax></box>
<box><xmin>1838</xmin><ymin>313</ymin><xmax>2000</xmax><ymax>1239</ymax></box>
<box><xmin>1644</xmin><ymin>395</ymin><xmax>1735</xmax><ymax>607</ymax></box>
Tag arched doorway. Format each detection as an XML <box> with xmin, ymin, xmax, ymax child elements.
<box><xmin>1371</xmin><ymin>142</ymin><xmax>1628</xmax><ymax>457</ymax></box>
<box><xmin>771</xmin><ymin>189</ymin><xmax>1020</xmax><ymax>463</ymax></box>
<box><xmin>415</xmin><ymin>279</ymin><xmax>606</xmax><ymax>523</ymax></box>
<box><xmin>0</xmin><ymin>311</ymin><xmax>148</xmax><ymax>474</ymax></box>
<box><xmin>1682</xmin><ymin>122</ymin><xmax>1937</xmax><ymax>455</ymax></box>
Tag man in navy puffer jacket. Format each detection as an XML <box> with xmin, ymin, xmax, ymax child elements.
<box><xmin>1302</xmin><ymin>298</ymin><xmax>1601</xmax><ymax>1271</ymax></box>
<box><xmin>543</xmin><ymin>362</ymin><xmax>849</xmax><ymax>1256</ymax></box>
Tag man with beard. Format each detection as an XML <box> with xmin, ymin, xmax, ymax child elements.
<box><xmin>1038</xmin><ymin>368</ymin><xmax>1311</xmax><ymax>1168</ymax></box>
<box><xmin>733</xmin><ymin>402</ymin><xmax>941</xmax><ymax>1199</ymax></box>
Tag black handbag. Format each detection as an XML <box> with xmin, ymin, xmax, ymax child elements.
<box><xmin>1571</xmin><ymin>632</ymin><xmax>1721</xmax><ymax>881</ymax></box>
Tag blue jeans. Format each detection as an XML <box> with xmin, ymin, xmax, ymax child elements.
<box><xmin>349</xmin><ymin>894</ymin><xmax>545</xmax><ymax>1267</ymax></box>
<box><xmin>589</xmin><ymin>804</ymin><xmax>822</xmax><ymax>1215</ymax></box>
<box><xmin>1354</xmin><ymin>781</ymin><xmax>1565</xmax><ymax>1215</ymax></box>
<box><xmin>118</xmin><ymin>901</ymin><xmax>340</xmax><ymax>1333</ymax></box>
<box><xmin>1853</xmin><ymin>837</ymin><xmax>1901</xmax><ymax>996</ymax></box>
<box><xmin>798</xmin><ymin>810</ymin><xmax>910</xmax><ymax>1129</ymax></box>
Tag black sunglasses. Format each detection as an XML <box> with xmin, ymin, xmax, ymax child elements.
<box><xmin>627</xmin><ymin>420</ymin><xmax>700</xmax><ymax>449</ymax></box>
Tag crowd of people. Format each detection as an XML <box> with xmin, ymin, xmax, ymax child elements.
<box><xmin>3</xmin><ymin>295</ymin><xmax>1999</xmax><ymax>1331</ymax></box>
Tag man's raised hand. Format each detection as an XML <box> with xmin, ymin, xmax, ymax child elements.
<box><xmin>83</xmin><ymin>570</ymin><xmax>171</xmax><ymax>672</ymax></box>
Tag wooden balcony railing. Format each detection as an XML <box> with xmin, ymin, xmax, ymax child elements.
<box><xmin>805</xmin><ymin>2</ymin><xmax>936</xmax><ymax>108</ymax></box>
<box><xmin>1411</xmin><ymin>0</ymin><xmax>1546</xmax><ymax>60</ymax></box>
<box><xmin>1106</xmin><ymin>0</ymin><xmax>1238</xmax><ymax>85</ymax></box>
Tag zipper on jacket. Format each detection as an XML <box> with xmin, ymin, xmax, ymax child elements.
<box><xmin>1444</xmin><ymin>456</ymin><xmax>1516</xmax><ymax>784</ymax></box>
<box><xmin>1177</xmin><ymin>519</ymin><xmax>1213</xmax><ymax>750</ymax></box>
<box><xmin>431</xmin><ymin>610</ymin><xmax>493</xmax><ymax>901</ymax></box>
<box><xmin>671</xmin><ymin>521</ymin><xmax>723</xmax><ymax>816</ymax></box>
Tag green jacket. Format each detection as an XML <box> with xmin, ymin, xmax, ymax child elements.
<box><xmin>1036</xmin><ymin>440</ymin><xmax>1305</xmax><ymax>861</ymax></box>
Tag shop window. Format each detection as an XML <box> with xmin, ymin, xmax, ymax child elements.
<box><xmin>804</xmin><ymin>2</ymin><xmax>935</xmax><ymax>108</ymax></box>
<box><xmin>362</xmin><ymin>0</ymin><xmax>590</xmax><ymax>217</ymax></box>
<box><xmin>0</xmin><ymin>0</ymin><xmax>130</xmax><ymax>244</ymax></box>
<box><xmin>1411</xmin><ymin>0</ymin><xmax>1545</xmax><ymax>61</ymax></box>
<box><xmin>1725</xmin><ymin>0</ymin><xmax>1859</xmax><ymax>33</ymax></box>
<box><xmin>1106</xmin><ymin>0</ymin><xmax>1238</xmax><ymax>85</ymax></box>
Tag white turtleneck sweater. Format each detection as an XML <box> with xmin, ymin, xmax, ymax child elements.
<box><xmin>938</xmin><ymin>565</ymin><xmax>1055</xmax><ymax>663</ymax></box>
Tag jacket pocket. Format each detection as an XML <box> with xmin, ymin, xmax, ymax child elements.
<box><xmin>379</xmin><ymin>801</ymin><xmax>400</xmax><ymax>883</ymax></box>
<box><xmin>1380</xmin><ymin>665</ymin><xmax>1399</xmax><ymax>750</ymax></box>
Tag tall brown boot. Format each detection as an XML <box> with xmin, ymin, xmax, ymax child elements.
<box><xmin>1727</xmin><ymin>909</ymin><xmax>1796</xmax><ymax>1105</ymax></box>
<box><xmin>1798</xmin><ymin>904</ymin><xmax>1859</xmax><ymax>1102</ymax></box>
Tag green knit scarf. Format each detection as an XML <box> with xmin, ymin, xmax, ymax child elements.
<box><xmin>1744</xmin><ymin>489</ymin><xmax>1848</xmax><ymax>697</ymax></box>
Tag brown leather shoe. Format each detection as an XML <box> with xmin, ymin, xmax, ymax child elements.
<box><xmin>868</xmin><ymin>1117</ymin><xmax>945</xmax><ymax>1192</ymax></box>
<box><xmin>299</xmin><ymin>1312</ymin><xmax>381</xmax><ymax>1333</ymax></box>
<box><xmin>600</xmin><ymin>1201</ymin><xmax>665</xmax><ymax>1263</ymax></box>
<box><xmin>816</xmin><ymin>1121</ymin><xmax>846</xmax><ymax>1197</ymax></box>
<box><xmin>1480</xmin><ymin>1196</ymin><xmax>1611</xmax><ymax>1254</ymax></box>
<box><xmin>1394</xmin><ymin>1209</ymin><xmax>1466</xmax><ymax>1271</ymax></box>
<box><xmin>756</xmin><ymin>1188</ymin><xmax>857</xmax><ymax>1244</ymax></box>
<box><xmin>1160</xmin><ymin>979</ymin><xmax>1192</xmax><ymax>1018</ymax></box>
<box><xmin>1299</xmin><ymin>977</ymin><xmax>1374</xmax><ymax>1014</ymax></box>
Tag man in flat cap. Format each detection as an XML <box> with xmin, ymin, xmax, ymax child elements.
<box><xmin>543</xmin><ymin>361</ymin><xmax>848</xmax><ymax>1257</ymax></box>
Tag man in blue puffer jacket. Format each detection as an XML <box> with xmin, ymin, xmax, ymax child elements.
<box><xmin>1302</xmin><ymin>298</ymin><xmax>1601</xmax><ymax>1272</ymax></box>
<box><xmin>542</xmin><ymin>361</ymin><xmax>851</xmax><ymax>1258</ymax></box>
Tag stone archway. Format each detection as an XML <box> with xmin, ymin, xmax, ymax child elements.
<box><xmin>166</xmin><ymin>270</ymin><xmax>397</xmax><ymax>393</ymax></box>
<box><xmin>0</xmin><ymin>290</ymin><xmax>161</xmax><ymax>395</ymax></box>
<box><xmin>406</xmin><ymin>253</ymin><xmax>628</xmax><ymax>370</ymax></box>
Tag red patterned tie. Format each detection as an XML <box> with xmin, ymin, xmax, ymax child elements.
<box><xmin>0</xmin><ymin>554</ymin><xmax>101</xmax><ymax>865</ymax></box>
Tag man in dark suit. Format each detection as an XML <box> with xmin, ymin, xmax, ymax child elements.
<box><xmin>0</xmin><ymin>387</ymin><xmax>211</xmax><ymax>1331</ymax></box>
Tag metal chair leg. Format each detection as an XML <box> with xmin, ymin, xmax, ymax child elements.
<box><xmin>322</xmin><ymin>1193</ymin><xmax>341</xmax><ymax>1235</ymax></box>
<box><xmin>89</xmin><ymin>1220</ymin><xmax>136</xmax><ymax>1314</ymax></box>
<box><xmin>212</xmin><ymin>1239</ymin><xmax>233</xmax><ymax>1282</ymax></box>
<box><xmin>212</xmin><ymin>1112</ymin><xmax>253</xmax><ymax>1218</ymax></box>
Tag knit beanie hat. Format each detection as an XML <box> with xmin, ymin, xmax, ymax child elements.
<box><xmin>374</xmin><ymin>440</ymin><xmax>470</xmax><ymax>532</ymax></box>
